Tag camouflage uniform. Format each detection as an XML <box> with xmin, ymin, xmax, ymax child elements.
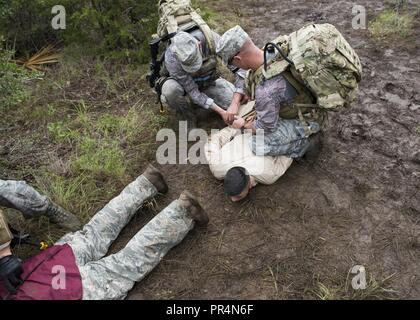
<box><xmin>161</xmin><ymin>29</ymin><xmax>245</xmax><ymax>116</ymax></box>
<box><xmin>56</xmin><ymin>174</ymin><xmax>194</xmax><ymax>300</ymax></box>
<box><xmin>0</xmin><ymin>180</ymin><xmax>49</xmax><ymax>219</ymax></box>
<box><xmin>251</xmin><ymin>119</ymin><xmax>320</xmax><ymax>158</ymax></box>
<box><xmin>217</xmin><ymin>26</ymin><xmax>320</xmax><ymax>158</ymax></box>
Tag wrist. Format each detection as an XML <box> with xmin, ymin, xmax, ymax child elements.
<box><xmin>0</xmin><ymin>246</ymin><xmax>12</xmax><ymax>259</ymax></box>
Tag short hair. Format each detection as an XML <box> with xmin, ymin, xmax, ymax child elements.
<box><xmin>224</xmin><ymin>167</ymin><xmax>250</xmax><ymax>196</ymax></box>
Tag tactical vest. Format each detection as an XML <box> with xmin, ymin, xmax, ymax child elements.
<box><xmin>245</xmin><ymin>24</ymin><xmax>362</xmax><ymax>125</ymax></box>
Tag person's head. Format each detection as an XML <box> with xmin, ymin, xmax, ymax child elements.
<box><xmin>224</xmin><ymin>167</ymin><xmax>253</xmax><ymax>202</ymax></box>
<box><xmin>216</xmin><ymin>25</ymin><xmax>263</xmax><ymax>71</ymax></box>
<box><xmin>171</xmin><ymin>31</ymin><xmax>203</xmax><ymax>73</ymax></box>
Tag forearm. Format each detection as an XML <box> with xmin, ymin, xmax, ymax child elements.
<box><xmin>230</xmin><ymin>92</ymin><xmax>243</xmax><ymax>111</ymax></box>
<box><xmin>210</xmin><ymin>103</ymin><xmax>226</xmax><ymax>117</ymax></box>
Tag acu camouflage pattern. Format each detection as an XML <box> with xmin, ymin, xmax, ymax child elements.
<box><xmin>0</xmin><ymin>180</ymin><xmax>49</xmax><ymax>219</ymax></box>
<box><xmin>162</xmin><ymin>28</ymin><xmax>219</xmax><ymax>89</ymax></box>
<box><xmin>216</xmin><ymin>25</ymin><xmax>249</xmax><ymax>65</ymax></box>
<box><xmin>157</xmin><ymin>0</ymin><xmax>216</xmax><ymax>56</ymax></box>
<box><xmin>246</xmin><ymin>23</ymin><xmax>362</xmax><ymax>122</ymax></box>
<box><xmin>251</xmin><ymin>119</ymin><xmax>320</xmax><ymax>158</ymax></box>
<box><xmin>161</xmin><ymin>77</ymin><xmax>235</xmax><ymax>113</ymax></box>
<box><xmin>56</xmin><ymin>174</ymin><xmax>195</xmax><ymax>300</ymax></box>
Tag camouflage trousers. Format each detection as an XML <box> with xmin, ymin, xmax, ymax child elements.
<box><xmin>250</xmin><ymin>119</ymin><xmax>320</xmax><ymax>158</ymax></box>
<box><xmin>160</xmin><ymin>78</ymin><xmax>235</xmax><ymax>117</ymax></box>
<box><xmin>56</xmin><ymin>175</ymin><xmax>195</xmax><ymax>300</ymax></box>
<box><xmin>0</xmin><ymin>179</ymin><xmax>49</xmax><ymax>219</ymax></box>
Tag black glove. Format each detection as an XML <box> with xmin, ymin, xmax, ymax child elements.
<box><xmin>0</xmin><ymin>255</ymin><xmax>23</xmax><ymax>294</ymax></box>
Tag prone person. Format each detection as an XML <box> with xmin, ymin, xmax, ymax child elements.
<box><xmin>204</xmin><ymin>103</ymin><xmax>293</xmax><ymax>202</ymax></box>
<box><xmin>0</xmin><ymin>165</ymin><xmax>208</xmax><ymax>300</ymax></box>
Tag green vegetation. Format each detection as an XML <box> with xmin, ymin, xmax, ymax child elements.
<box><xmin>0</xmin><ymin>39</ymin><xmax>38</xmax><ymax>108</ymax></box>
<box><xmin>0</xmin><ymin>0</ymin><xmax>158</xmax><ymax>63</ymax></box>
<box><xmin>369</xmin><ymin>1</ymin><xmax>416</xmax><ymax>40</ymax></box>
<box><xmin>1</xmin><ymin>49</ymin><xmax>166</xmax><ymax>240</ymax></box>
<box><xmin>192</xmin><ymin>0</ymin><xmax>244</xmax><ymax>33</ymax></box>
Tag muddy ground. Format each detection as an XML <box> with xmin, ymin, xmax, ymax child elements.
<box><xmin>124</xmin><ymin>0</ymin><xmax>420</xmax><ymax>299</ymax></box>
<box><xmin>1</xmin><ymin>0</ymin><xmax>419</xmax><ymax>299</ymax></box>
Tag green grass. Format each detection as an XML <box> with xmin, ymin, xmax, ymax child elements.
<box><xmin>71</xmin><ymin>137</ymin><xmax>126</xmax><ymax>180</ymax></box>
<box><xmin>192</xmin><ymin>0</ymin><xmax>244</xmax><ymax>33</ymax></box>
<box><xmin>369</xmin><ymin>9</ymin><xmax>415</xmax><ymax>40</ymax></box>
<box><xmin>1</xmin><ymin>42</ymin><xmax>168</xmax><ymax>247</ymax></box>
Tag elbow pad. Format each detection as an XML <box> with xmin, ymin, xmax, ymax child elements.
<box><xmin>0</xmin><ymin>210</ymin><xmax>12</xmax><ymax>251</ymax></box>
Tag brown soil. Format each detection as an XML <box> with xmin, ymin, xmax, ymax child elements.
<box><xmin>1</xmin><ymin>0</ymin><xmax>419</xmax><ymax>300</ymax></box>
<box><xmin>123</xmin><ymin>0</ymin><xmax>420</xmax><ymax>299</ymax></box>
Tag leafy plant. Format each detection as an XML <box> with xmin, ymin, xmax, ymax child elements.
<box><xmin>369</xmin><ymin>8</ymin><xmax>414</xmax><ymax>40</ymax></box>
<box><xmin>0</xmin><ymin>0</ymin><xmax>158</xmax><ymax>63</ymax></box>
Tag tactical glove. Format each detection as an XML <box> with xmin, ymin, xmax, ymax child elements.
<box><xmin>0</xmin><ymin>254</ymin><xmax>23</xmax><ymax>294</ymax></box>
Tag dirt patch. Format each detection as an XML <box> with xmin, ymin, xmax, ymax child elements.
<box><xmin>126</xmin><ymin>0</ymin><xmax>420</xmax><ymax>299</ymax></box>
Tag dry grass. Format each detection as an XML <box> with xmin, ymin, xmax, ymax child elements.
<box><xmin>14</xmin><ymin>45</ymin><xmax>60</xmax><ymax>71</ymax></box>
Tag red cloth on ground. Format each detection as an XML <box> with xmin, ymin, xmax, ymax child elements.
<box><xmin>0</xmin><ymin>244</ymin><xmax>83</xmax><ymax>300</ymax></box>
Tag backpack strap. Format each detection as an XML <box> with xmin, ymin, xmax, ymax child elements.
<box><xmin>190</xmin><ymin>11</ymin><xmax>216</xmax><ymax>55</ymax></box>
<box><xmin>166</xmin><ymin>14</ymin><xmax>178</xmax><ymax>35</ymax></box>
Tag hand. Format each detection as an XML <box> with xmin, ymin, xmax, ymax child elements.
<box><xmin>0</xmin><ymin>254</ymin><xmax>23</xmax><ymax>294</ymax></box>
<box><xmin>232</xmin><ymin>117</ymin><xmax>245</xmax><ymax>129</ymax></box>
<box><xmin>224</xmin><ymin>107</ymin><xmax>238</xmax><ymax>125</ymax></box>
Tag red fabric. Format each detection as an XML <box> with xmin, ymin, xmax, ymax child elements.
<box><xmin>0</xmin><ymin>244</ymin><xmax>83</xmax><ymax>300</ymax></box>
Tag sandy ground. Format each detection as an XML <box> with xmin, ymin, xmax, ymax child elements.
<box><xmin>123</xmin><ymin>0</ymin><xmax>420</xmax><ymax>299</ymax></box>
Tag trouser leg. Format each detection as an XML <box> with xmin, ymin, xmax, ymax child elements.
<box><xmin>79</xmin><ymin>199</ymin><xmax>194</xmax><ymax>300</ymax></box>
<box><xmin>0</xmin><ymin>180</ymin><xmax>49</xmax><ymax>219</ymax></box>
<box><xmin>161</xmin><ymin>78</ymin><xmax>235</xmax><ymax>116</ymax></box>
<box><xmin>202</xmin><ymin>78</ymin><xmax>235</xmax><ymax>110</ymax></box>
<box><xmin>161</xmin><ymin>79</ymin><xmax>197</xmax><ymax>119</ymax></box>
<box><xmin>55</xmin><ymin>175</ymin><xmax>158</xmax><ymax>266</ymax></box>
<box><xmin>250</xmin><ymin>119</ymin><xmax>320</xmax><ymax>158</ymax></box>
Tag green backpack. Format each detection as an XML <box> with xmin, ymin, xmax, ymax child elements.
<box><xmin>157</xmin><ymin>0</ymin><xmax>215</xmax><ymax>52</ymax></box>
<box><xmin>245</xmin><ymin>23</ymin><xmax>362</xmax><ymax>123</ymax></box>
<box><xmin>147</xmin><ymin>0</ymin><xmax>217</xmax><ymax>97</ymax></box>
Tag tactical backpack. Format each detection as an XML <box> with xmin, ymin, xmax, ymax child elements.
<box><xmin>245</xmin><ymin>23</ymin><xmax>362</xmax><ymax>124</ymax></box>
<box><xmin>147</xmin><ymin>0</ymin><xmax>218</xmax><ymax>107</ymax></box>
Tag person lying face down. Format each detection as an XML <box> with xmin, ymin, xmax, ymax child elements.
<box><xmin>204</xmin><ymin>104</ymin><xmax>293</xmax><ymax>202</ymax></box>
<box><xmin>0</xmin><ymin>166</ymin><xmax>208</xmax><ymax>300</ymax></box>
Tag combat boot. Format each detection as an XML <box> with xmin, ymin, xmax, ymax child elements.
<box><xmin>45</xmin><ymin>202</ymin><xmax>81</xmax><ymax>231</ymax></box>
<box><xmin>178</xmin><ymin>190</ymin><xmax>209</xmax><ymax>226</ymax></box>
<box><xmin>305</xmin><ymin>132</ymin><xmax>323</xmax><ymax>160</ymax></box>
<box><xmin>143</xmin><ymin>164</ymin><xmax>168</xmax><ymax>194</ymax></box>
<box><xmin>296</xmin><ymin>132</ymin><xmax>324</xmax><ymax>164</ymax></box>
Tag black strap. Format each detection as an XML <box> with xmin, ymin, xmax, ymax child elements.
<box><xmin>263</xmin><ymin>42</ymin><xmax>294</xmax><ymax>71</ymax></box>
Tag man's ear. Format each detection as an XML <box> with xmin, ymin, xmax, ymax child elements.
<box><xmin>232</xmin><ymin>55</ymin><xmax>241</xmax><ymax>64</ymax></box>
